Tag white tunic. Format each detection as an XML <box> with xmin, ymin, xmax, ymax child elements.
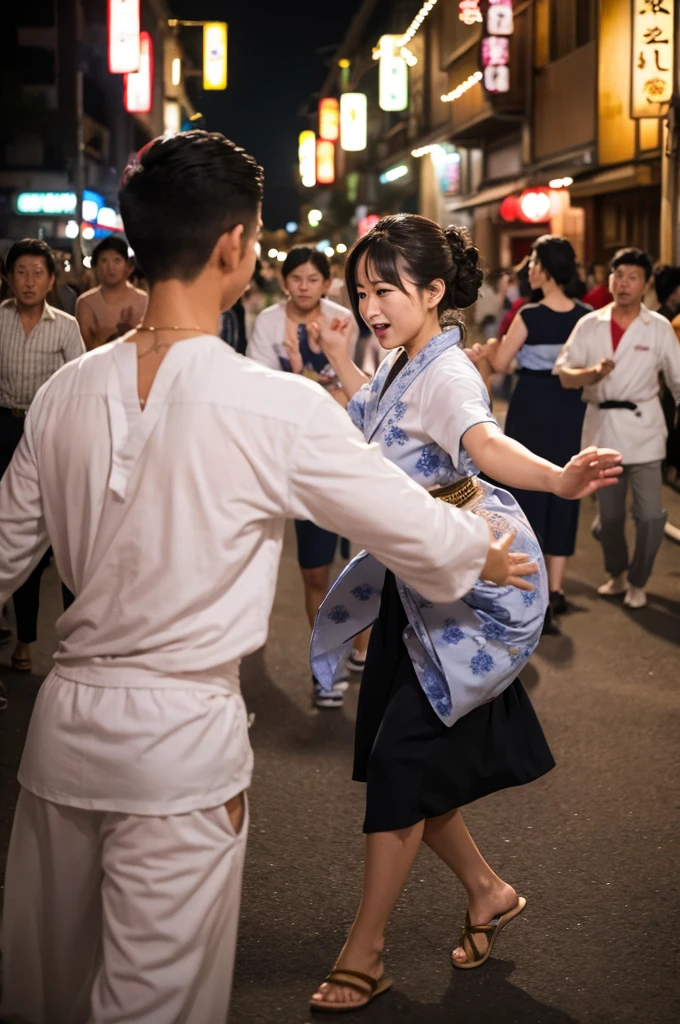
<box><xmin>0</xmin><ymin>335</ymin><xmax>489</xmax><ymax>815</ymax></box>
<box><xmin>553</xmin><ymin>303</ymin><xmax>680</xmax><ymax>464</ymax></box>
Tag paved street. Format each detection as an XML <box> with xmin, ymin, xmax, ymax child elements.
<box><xmin>1</xmin><ymin>491</ymin><xmax>679</xmax><ymax>1024</ymax></box>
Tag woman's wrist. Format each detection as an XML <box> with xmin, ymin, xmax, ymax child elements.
<box><xmin>546</xmin><ymin>463</ymin><xmax>564</xmax><ymax>494</ymax></box>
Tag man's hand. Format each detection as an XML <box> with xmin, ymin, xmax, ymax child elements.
<box><xmin>480</xmin><ymin>530</ymin><xmax>538</xmax><ymax>591</ymax></box>
<box><xmin>464</xmin><ymin>342</ymin><xmax>486</xmax><ymax>365</ymax></box>
<box><xmin>554</xmin><ymin>446</ymin><xmax>623</xmax><ymax>500</ymax></box>
<box><xmin>591</xmin><ymin>357</ymin><xmax>615</xmax><ymax>383</ymax></box>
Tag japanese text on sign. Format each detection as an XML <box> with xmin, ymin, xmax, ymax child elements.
<box><xmin>482</xmin><ymin>0</ymin><xmax>514</xmax><ymax>95</ymax></box>
<box><xmin>459</xmin><ymin>1</ymin><xmax>482</xmax><ymax>26</ymax></box>
<box><xmin>631</xmin><ymin>0</ymin><xmax>674</xmax><ymax>118</ymax></box>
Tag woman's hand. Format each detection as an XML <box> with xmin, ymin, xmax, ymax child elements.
<box><xmin>283</xmin><ymin>330</ymin><xmax>304</xmax><ymax>374</ymax></box>
<box><xmin>318</xmin><ymin>316</ymin><xmax>353</xmax><ymax>364</ymax></box>
<box><xmin>481</xmin><ymin>530</ymin><xmax>538</xmax><ymax>591</ymax></box>
<box><xmin>554</xmin><ymin>447</ymin><xmax>623</xmax><ymax>499</ymax></box>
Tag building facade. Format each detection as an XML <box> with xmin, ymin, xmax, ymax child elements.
<box><xmin>303</xmin><ymin>0</ymin><xmax>678</xmax><ymax>267</ymax></box>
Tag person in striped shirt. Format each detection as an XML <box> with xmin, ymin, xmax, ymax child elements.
<box><xmin>0</xmin><ymin>238</ymin><xmax>85</xmax><ymax>672</ymax></box>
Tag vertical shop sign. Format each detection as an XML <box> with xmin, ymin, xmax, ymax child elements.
<box><xmin>124</xmin><ymin>31</ymin><xmax>153</xmax><ymax>113</ymax></box>
<box><xmin>108</xmin><ymin>0</ymin><xmax>140</xmax><ymax>74</ymax></box>
<box><xmin>631</xmin><ymin>0</ymin><xmax>674</xmax><ymax>117</ymax></box>
<box><xmin>340</xmin><ymin>93</ymin><xmax>368</xmax><ymax>152</ymax></box>
<box><xmin>318</xmin><ymin>98</ymin><xmax>340</xmax><ymax>141</ymax></box>
<box><xmin>316</xmin><ymin>140</ymin><xmax>336</xmax><ymax>184</ymax></box>
<box><xmin>299</xmin><ymin>131</ymin><xmax>317</xmax><ymax>187</ymax></box>
<box><xmin>481</xmin><ymin>1</ymin><xmax>513</xmax><ymax>94</ymax></box>
<box><xmin>377</xmin><ymin>35</ymin><xmax>408</xmax><ymax>112</ymax></box>
<box><xmin>203</xmin><ymin>23</ymin><xmax>228</xmax><ymax>90</ymax></box>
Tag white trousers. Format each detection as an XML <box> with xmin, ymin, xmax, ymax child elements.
<box><xmin>1</xmin><ymin>788</ymin><xmax>248</xmax><ymax>1024</ymax></box>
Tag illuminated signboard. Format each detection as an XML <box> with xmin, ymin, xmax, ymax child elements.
<box><xmin>15</xmin><ymin>189</ymin><xmax>104</xmax><ymax>217</ymax></box>
<box><xmin>164</xmin><ymin>100</ymin><xmax>181</xmax><ymax>135</ymax></box>
<box><xmin>124</xmin><ymin>31</ymin><xmax>153</xmax><ymax>113</ymax></box>
<box><xmin>316</xmin><ymin>140</ymin><xmax>335</xmax><ymax>185</ymax></box>
<box><xmin>482</xmin><ymin>0</ymin><xmax>513</xmax><ymax>94</ymax></box>
<box><xmin>631</xmin><ymin>0</ymin><xmax>674</xmax><ymax>118</ymax></box>
<box><xmin>108</xmin><ymin>0</ymin><xmax>140</xmax><ymax>74</ymax></box>
<box><xmin>299</xmin><ymin>130</ymin><xmax>316</xmax><ymax>187</ymax></box>
<box><xmin>318</xmin><ymin>98</ymin><xmax>340</xmax><ymax>142</ymax></box>
<box><xmin>203</xmin><ymin>22</ymin><xmax>228</xmax><ymax>91</ymax></box>
<box><xmin>459</xmin><ymin>0</ymin><xmax>482</xmax><ymax>25</ymax></box>
<box><xmin>378</xmin><ymin>35</ymin><xmax>408</xmax><ymax>112</ymax></box>
<box><xmin>340</xmin><ymin>93</ymin><xmax>367</xmax><ymax>152</ymax></box>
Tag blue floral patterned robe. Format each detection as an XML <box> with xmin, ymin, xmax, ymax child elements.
<box><xmin>310</xmin><ymin>327</ymin><xmax>549</xmax><ymax>727</ymax></box>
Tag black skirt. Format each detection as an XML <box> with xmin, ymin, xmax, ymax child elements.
<box><xmin>353</xmin><ymin>573</ymin><xmax>555</xmax><ymax>834</ymax></box>
<box><xmin>504</xmin><ymin>370</ymin><xmax>586</xmax><ymax>556</ymax></box>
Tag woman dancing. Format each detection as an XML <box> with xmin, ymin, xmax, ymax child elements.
<box><xmin>308</xmin><ymin>215</ymin><xmax>621</xmax><ymax>1013</ymax></box>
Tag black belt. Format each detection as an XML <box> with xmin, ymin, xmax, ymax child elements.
<box><xmin>598</xmin><ymin>400</ymin><xmax>641</xmax><ymax>417</ymax></box>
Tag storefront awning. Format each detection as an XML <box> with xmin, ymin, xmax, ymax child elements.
<box><xmin>445</xmin><ymin>177</ymin><xmax>528</xmax><ymax>212</ymax></box>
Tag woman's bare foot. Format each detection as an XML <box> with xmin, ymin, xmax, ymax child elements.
<box><xmin>452</xmin><ymin>881</ymin><xmax>518</xmax><ymax>965</ymax></box>
<box><xmin>310</xmin><ymin>939</ymin><xmax>384</xmax><ymax>1008</ymax></box>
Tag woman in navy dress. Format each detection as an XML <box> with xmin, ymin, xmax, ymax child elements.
<box><xmin>474</xmin><ymin>236</ymin><xmax>591</xmax><ymax>619</ymax></box>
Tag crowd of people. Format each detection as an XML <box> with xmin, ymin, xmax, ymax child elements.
<box><xmin>0</xmin><ymin>128</ymin><xmax>678</xmax><ymax>1020</ymax></box>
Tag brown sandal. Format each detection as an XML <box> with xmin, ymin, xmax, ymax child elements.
<box><xmin>452</xmin><ymin>896</ymin><xmax>527</xmax><ymax>970</ymax></box>
<box><xmin>310</xmin><ymin>968</ymin><xmax>393</xmax><ymax>1013</ymax></box>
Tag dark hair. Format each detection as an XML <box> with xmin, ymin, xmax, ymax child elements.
<box><xmin>6</xmin><ymin>238</ymin><xmax>56</xmax><ymax>277</ymax></box>
<box><xmin>610</xmin><ymin>247</ymin><xmax>653</xmax><ymax>281</ymax></box>
<box><xmin>281</xmin><ymin>246</ymin><xmax>330</xmax><ymax>280</ymax></box>
<box><xmin>531</xmin><ymin>235</ymin><xmax>576</xmax><ymax>287</ymax></box>
<box><xmin>653</xmin><ymin>264</ymin><xmax>680</xmax><ymax>304</ymax></box>
<box><xmin>91</xmin><ymin>234</ymin><xmax>130</xmax><ymax>265</ymax></box>
<box><xmin>345</xmin><ymin>214</ymin><xmax>483</xmax><ymax>330</ymax></box>
<box><xmin>119</xmin><ymin>130</ymin><xmax>264</xmax><ymax>284</ymax></box>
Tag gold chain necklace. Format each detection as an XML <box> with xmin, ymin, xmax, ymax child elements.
<box><xmin>135</xmin><ymin>325</ymin><xmax>203</xmax><ymax>360</ymax></box>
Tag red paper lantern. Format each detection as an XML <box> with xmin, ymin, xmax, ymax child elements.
<box><xmin>316</xmin><ymin>140</ymin><xmax>335</xmax><ymax>185</ymax></box>
<box><xmin>500</xmin><ymin>195</ymin><xmax>520</xmax><ymax>222</ymax></box>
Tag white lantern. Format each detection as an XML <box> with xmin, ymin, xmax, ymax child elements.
<box><xmin>378</xmin><ymin>36</ymin><xmax>408</xmax><ymax>112</ymax></box>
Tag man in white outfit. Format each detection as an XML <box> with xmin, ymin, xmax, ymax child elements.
<box><xmin>0</xmin><ymin>132</ymin><xmax>543</xmax><ymax>1022</ymax></box>
<box><xmin>555</xmin><ymin>247</ymin><xmax>680</xmax><ymax>608</ymax></box>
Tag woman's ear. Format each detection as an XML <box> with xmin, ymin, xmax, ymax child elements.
<box><xmin>427</xmin><ymin>277</ymin><xmax>446</xmax><ymax>308</ymax></box>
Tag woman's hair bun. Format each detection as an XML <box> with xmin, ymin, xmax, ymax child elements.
<box><xmin>444</xmin><ymin>225</ymin><xmax>483</xmax><ymax>309</ymax></box>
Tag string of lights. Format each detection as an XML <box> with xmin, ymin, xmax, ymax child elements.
<box><xmin>441</xmin><ymin>71</ymin><xmax>482</xmax><ymax>103</ymax></box>
<box><xmin>399</xmin><ymin>0</ymin><xmax>439</xmax><ymax>48</ymax></box>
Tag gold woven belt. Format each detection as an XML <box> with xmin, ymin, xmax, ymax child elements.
<box><xmin>430</xmin><ymin>476</ymin><xmax>481</xmax><ymax>508</ymax></box>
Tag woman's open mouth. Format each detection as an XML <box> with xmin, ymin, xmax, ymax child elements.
<box><xmin>373</xmin><ymin>322</ymin><xmax>391</xmax><ymax>338</ymax></box>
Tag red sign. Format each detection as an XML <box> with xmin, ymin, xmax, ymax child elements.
<box><xmin>108</xmin><ymin>0</ymin><xmax>140</xmax><ymax>74</ymax></box>
<box><xmin>459</xmin><ymin>1</ymin><xmax>482</xmax><ymax>26</ymax></box>
<box><xmin>124</xmin><ymin>31</ymin><xmax>153</xmax><ymax>114</ymax></box>
<box><xmin>318</xmin><ymin>98</ymin><xmax>340</xmax><ymax>142</ymax></box>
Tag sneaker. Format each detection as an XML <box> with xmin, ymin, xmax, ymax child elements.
<box><xmin>313</xmin><ymin>679</ymin><xmax>344</xmax><ymax>709</ymax></box>
<box><xmin>624</xmin><ymin>585</ymin><xmax>647</xmax><ymax>609</ymax></box>
<box><xmin>597</xmin><ymin>574</ymin><xmax>627</xmax><ymax>597</ymax></box>
<box><xmin>346</xmin><ymin>649</ymin><xmax>367</xmax><ymax>673</ymax></box>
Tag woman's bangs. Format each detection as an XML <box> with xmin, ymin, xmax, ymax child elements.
<box><xmin>360</xmin><ymin>236</ymin><xmax>408</xmax><ymax>294</ymax></box>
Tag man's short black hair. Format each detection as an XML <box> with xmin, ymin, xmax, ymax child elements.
<box><xmin>119</xmin><ymin>130</ymin><xmax>264</xmax><ymax>284</ymax></box>
<box><xmin>91</xmin><ymin>234</ymin><xmax>130</xmax><ymax>265</ymax></box>
<box><xmin>610</xmin><ymin>247</ymin><xmax>653</xmax><ymax>281</ymax></box>
<box><xmin>281</xmin><ymin>246</ymin><xmax>330</xmax><ymax>280</ymax></box>
<box><xmin>6</xmin><ymin>238</ymin><xmax>56</xmax><ymax>277</ymax></box>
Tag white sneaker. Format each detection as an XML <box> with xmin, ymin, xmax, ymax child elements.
<box><xmin>624</xmin><ymin>585</ymin><xmax>647</xmax><ymax>609</ymax></box>
<box><xmin>597</xmin><ymin>574</ymin><xmax>627</xmax><ymax>597</ymax></box>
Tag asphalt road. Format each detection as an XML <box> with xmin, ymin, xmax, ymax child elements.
<box><xmin>1</xmin><ymin>489</ymin><xmax>679</xmax><ymax>1024</ymax></box>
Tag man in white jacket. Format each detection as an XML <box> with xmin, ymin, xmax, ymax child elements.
<box><xmin>0</xmin><ymin>131</ymin><xmax>544</xmax><ymax>1024</ymax></box>
<box><xmin>555</xmin><ymin>247</ymin><xmax>680</xmax><ymax>608</ymax></box>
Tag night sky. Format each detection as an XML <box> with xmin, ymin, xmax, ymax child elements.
<box><xmin>169</xmin><ymin>0</ymin><xmax>364</xmax><ymax>228</ymax></box>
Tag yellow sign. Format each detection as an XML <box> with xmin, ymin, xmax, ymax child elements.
<box><xmin>203</xmin><ymin>22</ymin><xmax>227</xmax><ymax>91</ymax></box>
<box><xmin>631</xmin><ymin>0</ymin><xmax>674</xmax><ymax>118</ymax></box>
<box><xmin>299</xmin><ymin>131</ymin><xmax>316</xmax><ymax>188</ymax></box>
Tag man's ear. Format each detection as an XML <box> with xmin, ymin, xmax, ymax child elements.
<box><xmin>214</xmin><ymin>224</ymin><xmax>246</xmax><ymax>273</ymax></box>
